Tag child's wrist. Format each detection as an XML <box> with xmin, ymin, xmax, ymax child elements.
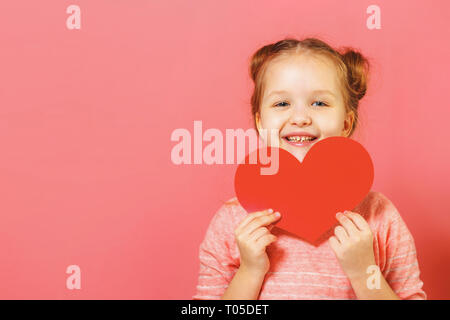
<box><xmin>346</xmin><ymin>261</ymin><xmax>377</xmax><ymax>283</ymax></box>
<box><xmin>347</xmin><ymin>269</ymin><xmax>368</xmax><ymax>283</ymax></box>
<box><xmin>239</xmin><ymin>264</ymin><xmax>267</xmax><ymax>279</ymax></box>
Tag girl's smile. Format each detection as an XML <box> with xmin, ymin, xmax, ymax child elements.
<box><xmin>281</xmin><ymin>131</ymin><xmax>319</xmax><ymax>148</ymax></box>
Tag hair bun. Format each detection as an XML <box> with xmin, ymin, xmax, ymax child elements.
<box><xmin>341</xmin><ymin>49</ymin><xmax>370</xmax><ymax>101</ymax></box>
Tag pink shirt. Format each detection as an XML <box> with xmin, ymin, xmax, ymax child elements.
<box><xmin>193</xmin><ymin>191</ymin><xmax>426</xmax><ymax>300</ymax></box>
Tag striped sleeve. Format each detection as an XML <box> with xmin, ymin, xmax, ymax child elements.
<box><xmin>381</xmin><ymin>205</ymin><xmax>426</xmax><ymax>300</ymax></box>
<box><xmin>192</xmin><ymin>203</ymin><xmax>239</xmax><ymax>300</ymax></box>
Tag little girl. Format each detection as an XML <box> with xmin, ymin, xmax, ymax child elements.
<box><xmin>192</xmin><ymin>37</ymin><xmax>426</xmax><ymax>300</ymax></box>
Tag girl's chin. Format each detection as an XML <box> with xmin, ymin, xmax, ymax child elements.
<box><xmin>289</xmin><ymin>149</ymin><xmax>307</xmax><ymax>163</ymax></box>
<box><xmin>279</xmin><ymin>143</ymin><xmax>308</xmax><ymax>162</ymax></box>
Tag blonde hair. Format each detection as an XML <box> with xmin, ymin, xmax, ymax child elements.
<box><xmin>249</xmin><ymin>37</ymin><xmax>370</xmax><ymax>137</ymax></box>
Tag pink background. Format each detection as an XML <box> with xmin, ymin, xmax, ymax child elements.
<box><xmin>0</xmin><ymin>0</ymin><xmax>449</xmax><ymax>299</ymax></box>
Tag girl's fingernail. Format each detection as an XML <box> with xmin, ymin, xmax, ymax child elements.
<box><xmin>275</xmin><ymin>212</ymin><xmax>281</xmax><ymax>217</ymax></box>
<box><xmin>336</xmin><ymin>212</ymin><xmax>342</xmax><ymax>217</ymax></box>
<box><xmin>268</xmin><ymin>208</ymin><xmax>273</xmax><ymax>213</ymax></box>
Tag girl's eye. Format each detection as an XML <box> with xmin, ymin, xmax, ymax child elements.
<box><xmin>274</xmin><ymin>101</ymin><xmax>289</xmax><ymax>107</ymax></box>
<box><xmin>312</xmin><ymin>100</ymin><xmax>328</xmax><ymax>107</ymax></box>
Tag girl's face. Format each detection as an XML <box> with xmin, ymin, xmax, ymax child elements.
<box><xmin>256</xmin><ymin>53</ymin><xmax>355</xmax><ymax>163</ymax></box>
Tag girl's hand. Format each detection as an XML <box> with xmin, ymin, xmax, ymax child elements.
<box><xmin>234</xmin><ymin>209</ymin><xmax>281</xmax><ymax>275</ymax></box>
<box><xmin>328</xmin><ymin>211</ymin><xmax>376</xmax><ymax>281</ymax></box>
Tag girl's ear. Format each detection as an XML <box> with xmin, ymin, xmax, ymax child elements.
<box><xmin>343</xmin><ymin>110</ymin><xmax>355</xmax><ymax>137</ymax></box>
<box><xmin>255</xmin><ymin>112</ymin><xmax>261</xmax><ymax>133</ymax></box>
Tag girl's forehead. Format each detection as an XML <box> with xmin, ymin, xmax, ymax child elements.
<box><xmin>263</xmin><ymin>53</ymin><xmax>340</xmax><ymax>95</ymax></box>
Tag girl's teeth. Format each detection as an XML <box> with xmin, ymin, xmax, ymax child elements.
<box><xmin>287</xmin><ymin>136</ymin><xmax>314</xmax><ymax>142</ymax></box>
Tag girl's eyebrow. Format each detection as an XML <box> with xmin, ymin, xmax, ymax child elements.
<box><xmin>311</xmin><ymin>89</ymin><xmax>336</xmax><ymax>97</ymax></box>
<box><xmin>267</xmin><ymin>90</ymin><xmax>289</xmax><ymax>97</ymax></box>
<box><xmin>267</xmin><ymin>89</ymin><xmax>336</xmax><ymax>98</ymax></box>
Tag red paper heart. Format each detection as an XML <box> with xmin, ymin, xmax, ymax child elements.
<box><xmin>234</xmin><ymin>136</ymin><xmax>374</xmax><ymax>246</ymax></box>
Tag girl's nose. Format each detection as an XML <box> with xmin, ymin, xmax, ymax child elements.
<box><xmin>288</xmin><ymin>106</ymin><xmax>312</xmax><ymax>126</ymax></box>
